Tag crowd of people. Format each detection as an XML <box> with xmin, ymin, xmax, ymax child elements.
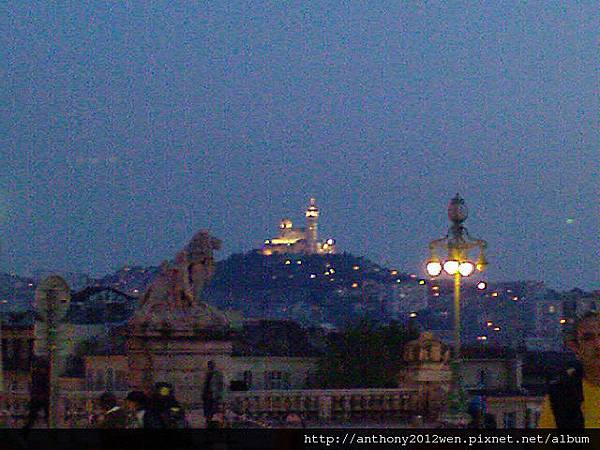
<box><xmin>93</xmin><ymin>382</ymin><xmax>187</xmax><ymax>429</ymax></box>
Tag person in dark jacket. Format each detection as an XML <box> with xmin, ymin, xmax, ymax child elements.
<box><xmin>96</xmin><ymin>392</ymin><xmax>128</xmax><ymax>428</ymax></box>
<box><xmin>124</xmin><ymin>390</ymin><xmax>147</xmax><ymax>428</ymax></box>
<box><xmin>143</xmin><ymin>382</ymin><xmax>187</xmax><ymax>428</ymax></box>
<box><xmin>23</xmin><ymin>356</ymin><xmax>49</xmax><ymax>429</ymax></box>
<box><xmin>539</xmin><ymin>311</ymin><xmax>600</xmax><ymax>428</ymax></box>
<box><xmin>202</xmin><ymin>360</ymin><xmax>224</xmax><ymax>428</ymax></box>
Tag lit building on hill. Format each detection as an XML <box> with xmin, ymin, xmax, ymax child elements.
<box><xmin>262</xmin><ymin>198</ymin><xmax>336</xmax><ymax>255</ymax></box>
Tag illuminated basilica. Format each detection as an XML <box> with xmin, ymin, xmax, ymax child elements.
<box><xmin>261</xmin><ymin>198</ymin><xmax>336</xmax><ymax>256</ymax></box>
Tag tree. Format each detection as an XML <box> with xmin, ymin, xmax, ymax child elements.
<box><xmin>315</xmin><ymin>319</ymin><xmax>418</xmax><ymax>388</ymax></box>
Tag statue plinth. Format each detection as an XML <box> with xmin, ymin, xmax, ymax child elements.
<box><xmin>126</xmin><ymin>231</ymin><xmax>233</xmax><ymax>408</ymax></box>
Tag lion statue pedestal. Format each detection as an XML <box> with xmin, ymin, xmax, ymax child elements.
<box><xmin>127</xmin><ymin>231</ymin><xmax>232</xmax><ymax>408</ymax></box>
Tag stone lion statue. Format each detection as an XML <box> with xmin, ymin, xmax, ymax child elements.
<box><xmin>133</xmin><ymin>231</ymin><xmax>228</xmax><ymax>332</ymax></box>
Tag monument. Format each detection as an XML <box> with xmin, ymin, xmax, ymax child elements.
<box><xmin>127</xmin><ymin>231</ymin><xmax>233</xmax><ymax>409</ymax></box>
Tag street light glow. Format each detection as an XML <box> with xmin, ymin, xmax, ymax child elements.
<box><xmin>443</xmin><ymin>260</ymin><xmax>459</xmax><ymax>275</ymax></box>
<box><xmin>458</xmin><ymin>262</ymin><xmax>475</xmax><ymax>277</ymax></box>
<box><xmin>426</xmin><ymin>261</ymin><xmax>442</xmax><ymax>277</ymax></box>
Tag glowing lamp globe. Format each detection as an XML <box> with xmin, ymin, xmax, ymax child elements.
<box><xmin>458</xmin><ymin>262</ymin><xmax>475</xmax><ymax>277</ymax></box>
<box><xmin>443</xmin><ymin>260</ymin><xmax>460</xmax><ymax>275</ymax></box>
<box><xmin>426</xmin><ymin>261</ymin><xmax>443</xmax><ymax>277</ymax></box>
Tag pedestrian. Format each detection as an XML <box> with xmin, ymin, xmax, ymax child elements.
<box><xmin>124</xmin><ymin>390</ymin><xmax>147</xmax><ymax>428</ymax></box>
<box><xmin>539</xmin><ymin>311</ymin><xmax>600</xmax><ymax>428</ymax></box>
<box><xmin>96</xmin><ymin>392</ymin><xmax>128</xmax><ymax>428</ymax></box>
<box><xmin>202</xmin><ymin>360</ymin><xmax>224</xmax><ymax>428</ymax></box>
<box><xmin>23</xmin><ymin>356</ymin><xmax>49</xmax><ymax>429</ymax></box>
<box><xmin>143</xmin><ymin>382</ymin><xmax>187</xmax><ymax>429</ymax></box>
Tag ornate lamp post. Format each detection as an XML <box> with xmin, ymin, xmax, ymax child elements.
<box><xmin>426</xmin><ymin>194</ymin><xmax>488</xmax><ymax>425</ymax></box>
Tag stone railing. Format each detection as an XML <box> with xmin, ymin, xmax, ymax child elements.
<box><xmin>227</xmin><ymin>388</ymin><xmax>421</xmax><ymax>423</ymax></box>
<box><xmin>2</xmin><ymin>388</ymin><xmax>422</xmax><ymax>428</ymax></box>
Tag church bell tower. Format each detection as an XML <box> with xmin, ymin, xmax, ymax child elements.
<box><xmin>305</xmin><ymin>197</ymin><xmax>319</xmax><ymax>254</ymax></box>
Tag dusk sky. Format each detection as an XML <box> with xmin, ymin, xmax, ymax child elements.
<box><xmin>1</xmin><ymin>2</ymin><xmax>598</xmax><ymax>290</ymax></box>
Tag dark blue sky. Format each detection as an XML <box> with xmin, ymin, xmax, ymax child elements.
<box><xmin>1</xmin><ymin>2</ymin><xmax>598</xmax><ymax>290</ymax></box>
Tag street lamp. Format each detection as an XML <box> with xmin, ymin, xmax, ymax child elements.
<box><xmin>426</xmin><ymin>193</ymin><xmax>488</xmax><ymax>425</ymax></box>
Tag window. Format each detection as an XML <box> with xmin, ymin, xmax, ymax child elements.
<box><xmin>243</xmin><ymin>371</ymin><xmax>253</xmax><ymax>389</ymax></box>
<box><xmin>265</xmin><ymin>371</ymin><xmax>290</xmax><ymax>390</ymax></box>
<box><xmin>478</xmin><ymin>369</ymin><xmax>488</xmax><ymax>388</ymax></box>
<box><xmin>503</xmin><ymin>412</ymin><xmax>516</xmax><ymax>428</ymax></box>
<box><xmin>86</xmin><ymin>369</ymin><xmax>94</xmax><ymax>391</ymax></box>
<box><xmin>94</xmin><ymin>370</ymin><xmax>104</xmax><ymax>391</ymax></box>
<box><xmin>115</xmin><ymin>370</ymin><xmax>128</xmax><ymax>391</ymax></box>
<box><xmin>106</xmin><ymin>368</ymin><xmax>114</xmax><ymax>392</ymax></box>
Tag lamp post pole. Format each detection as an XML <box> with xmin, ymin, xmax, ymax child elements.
<box><xmin>426</xmin><ymin>194</ymin><xmax>488</xmax><ymax>426</ymax></box>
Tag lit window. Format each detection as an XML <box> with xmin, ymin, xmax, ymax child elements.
<box><xmin>297</xmin><ymin>260</ymin><xmax>302</xmax><ymax>265</ymax></box>
<box><xmin>491</xmin><ymin>292</ymin><xmax>498</xmax><ymax>297</ymax></box>
<box><xmin>285</xmin><ymin>260</ymin><xmax>291</xmax><ymax>265</ymax></box>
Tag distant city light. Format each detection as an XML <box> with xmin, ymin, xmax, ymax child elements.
<box><xmin>285</xmin><ymin>260</ymin><xmax>291</xmax><ymax>265</ymax></box>
<box><xmin>477</xmin><ymin>336</ymin><xmax>488</xmax><ymax>341</ymax></box>
<box><xmin>477</xmin><ymin>281</ymin><xmax>487</xmax><ymax>290</ymax></box>
<box><xmin>493</xmin><ymin>326</ymin><xmax>501</xmax><ymax>331</ymax></box>
<box><xmin>329</xmin><ymin>268</ymin><xmax>335</xmax><ymax>274</ymax></box>
<box><xmin>418</xmin><ymin>279</ymin><xmax>426</xmax><ymax>285</ymax></box>
<box><xmin>297</xmin><ymin>260</ymin><xmax>302</xmax><ymax>265</ymax></box>
<box><xmin>351</xmin><ymin>282</ymin><xmax>359</xmax><ymax>288</ymax></box>
<box><xmin>391</xmin><ymin>270</ymin><xmax>398</xmax><ymax>276</ymax></box>
<box><xmin>491</xmin><ymin>292</ymin><xmax>498</xmax><ymax>297</ymax></box>
<box><xmin>352</xmin><ymin>265</ymin><xmax>360</xmax><ymax>271</ymax></box>
<box><xmin>409</xmin><ymin>274</ymin><xmax>417</xmax><ymax>279</ymax></box>
<box><xmin>566</xmin><ymin>218</ymin><xmax>575</xmax><ymax>224</ymax></box>
<box><xmin>396</xmin><ymin>279</ymin><xmax>401</xmax><ymax>283</ymax></box>
<box><xmin>310</xmin><ymin>274</ymin><xmax>316</xmax><ymax>279</ymax></box>
<box><xmin>560</xmin><ymin>319</ymin><xmax>567</xmax><ymax>324</ymax></box>
<box><xmin>409</xmin><ymin>312</ymin><xmax>417</xmax><ymax>318</ymax></box>
<box><xmin>486</xmin><ymin>321</ymin><xmax>493</xmax><ymax>327</ymax></box>
<box><xmin>433</xmin><ymin>292</ymin><xmax>440</xmax><ymax>297</ymax></box>
<box><xmin>512</xmin><ymin>296</ymin><xmax>519</xmax><ymax>301</ymax></box>
<box><xmin>432</xmin><ymin>286</ymin><xmax>440</xmax><ymax>291</ymax></box>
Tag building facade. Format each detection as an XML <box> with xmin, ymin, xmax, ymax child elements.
<box><xmin>262</xmin><ymin>198</ymin><xmax>336</xmax><ymax>256</ymax></box>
